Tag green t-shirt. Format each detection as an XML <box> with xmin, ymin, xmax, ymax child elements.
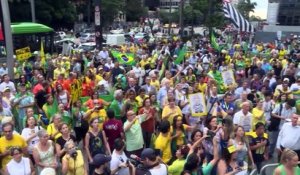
<box><xmin>168</xmin><ymin>159</ymin><xmax>185</xmax><ymax>175</ymax></box>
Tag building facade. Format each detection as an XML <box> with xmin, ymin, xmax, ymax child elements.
<box><xmin>267</xmin><ymin>0</ymin><xmax>300</xmax><ymax>26</ymax></box>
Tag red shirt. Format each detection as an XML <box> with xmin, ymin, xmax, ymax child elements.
<box><xmin>103</xmin><ymin>119</ymin><xmax>124</xmax><ymax>150</ymax></box>
<box><xmin>139</xmin><ymin>107</ymin><xmax>155</xmax><ymax>133</ymax></box>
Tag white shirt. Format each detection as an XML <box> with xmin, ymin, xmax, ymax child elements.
<box><xmin>233</xmin><ymin>110</ymin><xmax>253</xmax><ymax>132</ymax></box>
<box><xmin>99</xmin><ymin>50</ymin><xmax>109</xmax><ymax>59</ymax></box>
<box><xmin>21</xmin><ymin>127</ymin><xmax>40</xmax><ymax>154</ymax></box>
<box><xmin>6</xmin><ymin>157</ymin><xmax>31</xmax><ymax>175</ymax></box>
<box><xmin>110</xmin><ymin>150</ymin><xmax>129</xmax><ymax>175</ymax></box>
<box><xmin>0</xmin><ymin>81</ymin><xmax>16</xmax><ymax>93</ymax></box>
<box><xmin>272</xmin><ymin>103</ymin><xmax>296</xmax><ymax>129</ymax></box>
<box><xmin>149</xmin><ymin>163</ymin><xmax>168</xmax><ymax>175</ymax></box>
<box><xmin>276</xmin><ymin>122</ymin><xmax>300</xmax><ymax>150</ymax></box>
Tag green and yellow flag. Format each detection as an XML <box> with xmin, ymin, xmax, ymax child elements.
<box><xmin>174</xmin><ymin>46</ymin><xmax>187</xmax><ymax>65</ymax></box>
<box><xmin>40</xmin><ymin>41</ymin><xmax>46</xmax><ymax>68</ymax></box>
<box><xmin>111</xmin><ymin>50</ymin><xmax>135</xmax><ymax>66</ymax></box>
<box><xmin>210</xmin><ymin>32</ymin><xmax>220</xmax><ymax>51</ymax></box>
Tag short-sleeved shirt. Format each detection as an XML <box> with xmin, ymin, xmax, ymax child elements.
<box><xmin>0</xmin><ymin>134</ymin><xmax>27</xmax><ymax>169</ymax></box>
<box><xmin>103</xmin><ymin>119</ymin><xmax>124</xmax><ymax>149</ymax></box>
<box><xmin>249</xmin><ymin>133</ymin><xmax>269</xmax><ymax>162</ymax></box>
<box><xmin>233</xmin><ymin>110</ymin><xmax>253</xmax><ymax>132</ymax></box>
<box><xmin>124</xmin><ymin>120</ymin><xmax>144</xmax><ymax>152</ymax></box>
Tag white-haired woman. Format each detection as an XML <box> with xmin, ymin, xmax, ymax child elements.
<box><xmin>62</xmin><ymin>140</ymin><xmax>87</xmax><ymax>175</ymax></box>
<box><xmin>108</xmin><ymin>89</ymin><xmax>125</xmax><ymax>121</ymax></box>
<box><xmin>32</xmin><ymin>129</ymin><xmax>57</xmax><ymax>174</ymax></box>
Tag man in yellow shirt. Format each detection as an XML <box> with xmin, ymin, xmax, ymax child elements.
<box><xmin>0</xmin><ymin>123</ymin><xmax>27</xmax><ymax>172</ymax></box>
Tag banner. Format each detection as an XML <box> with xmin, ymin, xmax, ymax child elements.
<box><xmin>188</xmin><ymin>93</ymin><xmax>207</xmax><ymax>117</ymax></box>
<box><xmin>15</xmin><ymin>47</ymin><xmax>32</xmax><ymax>61</ymax></box>
<box><xmin>221</xmin><ymin>69</ymin><xmax>236</xmax><ymax>86</ymax></box>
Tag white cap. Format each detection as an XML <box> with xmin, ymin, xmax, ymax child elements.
<box><xmin>283</xmin><ymin>78</ymin><xmax>289</xmax><ymax>82</ymax></box>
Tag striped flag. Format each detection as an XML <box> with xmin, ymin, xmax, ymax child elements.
<box><xmin>223</xmin><ymin>2</ymin><xmax>254</xmax><ymax>33</ymax></box>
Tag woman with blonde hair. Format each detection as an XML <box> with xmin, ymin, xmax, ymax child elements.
<box><xmin>273</xmin><ymin>149</ymin><xmax>300</xmax><ymax>175</ymax></box>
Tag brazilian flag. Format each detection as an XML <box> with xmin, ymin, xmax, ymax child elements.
<box><xmin>174</xmin><ymin>46</ymin><xmax>187</xmax><ymax>65</ymax></box>
<box><xmin>111</xmin><ymin>50</ymin><xmax>136</xmax><ymax>66</ymax></box>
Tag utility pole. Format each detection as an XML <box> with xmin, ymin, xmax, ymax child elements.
<box><xmin>30</xmin><ymin>0</ymin><xmax>36</xmax><ymax>22</ymax></box>
<box><xmin>167</xmin><ymin>0</ymin><xmax>172</xmax><ymax>35</ymax></box>
<box><xmin>94</xmin><ymin>0</ymin><xmax>102</xmax><ymax>50</ymax></box>
<box><xmin>208</xmin><ymin>0</ymin><xmax>213</xmax><ymax>38</ymax></box>
<box><xmin>1</xmin><ymin>0</ymin><xmax>14</xmax><ymax>79</ymax></box>
<box><xmin>179</xmin><ymin>0</ymin><xmax>184</xmax><ymax>37</ymax></box>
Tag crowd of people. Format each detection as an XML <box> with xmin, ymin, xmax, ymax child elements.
<box><xmin>0</xmin><ymin>33</ymin><xmax>300</xmax><ymax>175</ymax></box>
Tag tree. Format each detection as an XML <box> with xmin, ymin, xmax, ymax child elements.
<box><xmin>188</xmin><ymin>0</ymin><xmax>224</xmax><ymax>28</ymax></box>
<box><xmin>236</xmin><ymin>0</ymin><xmax>257</xmax><ymax>20</ymax></box>
<box><xmin>125</xmin><ymin>0</ymin><xmax>147</xmax><ymax>22</ymax></box>
<box><xmin>9</xmin><ymin>0</ymin><xmax>77</xmax><ymax>29</ymax></box>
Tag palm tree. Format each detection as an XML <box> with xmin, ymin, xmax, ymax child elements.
<box><xmin>236</xmin><ymin>0</ymin><xmax>257</xmax><ymax>20</ymax></box>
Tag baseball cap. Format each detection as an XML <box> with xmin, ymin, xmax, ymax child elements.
<box><xmin>283</xmin><ymin>78</ymin><xmax>290</xmax><ymax>82</ymax></box>
<box><xmin>2</xmin><ymin>87</ymin><xmax>10</xmax><ymax>92</ymax></box>
<box><xmin>141</xmin><ymin>148</ymin><xmax>156</xmax><ymax>160</ymax></box>
<box><xmin>90</xmin><ymin>154</ymin><xmax>111</xmax><ymax>167</ymax></box>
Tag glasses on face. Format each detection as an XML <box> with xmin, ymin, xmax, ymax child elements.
<box><xmin>3</xmin><ymin>130</ymin><xmax>12</xmax><ymax>133</ymax></box>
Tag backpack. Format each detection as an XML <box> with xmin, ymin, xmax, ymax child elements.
<box><xmin>268</xmin><ymin>104</ymin><xmax>283</xmax><ymax>131</ymax></box>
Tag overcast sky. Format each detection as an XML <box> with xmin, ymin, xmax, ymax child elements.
<box><xmin>250</xmin><ymin>0</ymin><xmax>268</xmax><ymax>19</ymax></box>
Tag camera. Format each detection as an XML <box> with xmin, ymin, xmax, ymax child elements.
<box><xmin>205</xmin><ymin>130</ymin><xmax>216</xmax><ymax>140</ymax></box>
<box><xmin>69</xmin><ymin>148</ymin><xmax>78</xmax><ymax>159</ymax></box>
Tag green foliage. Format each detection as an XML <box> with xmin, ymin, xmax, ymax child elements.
<box><xmin>101</xmin><ymin>0</ymin><xmax>125</xmax><ymax>26</ymax></box>
<box><xmin>9</xmin><ymin>0</ymin><xmax>77</xmax><ymax>29</ymax></box>
<box><xmin>186</xmin><ymin>0</ymin><xmax>224</xmax><ymax>27</ymax></box>
<box><xmin>125</xmin><ymin>0</ymin><xmax>147</xmax><ymax>21</ymax></box>
<box><xmin>236</xmin><ymin>0</ymin><xmax>257</xmax><ymax>20</ymax></box>
<box><xmin>158</xmin><ymin>11</ymin><xmax>179</xmax><ymax>24</ymax></box>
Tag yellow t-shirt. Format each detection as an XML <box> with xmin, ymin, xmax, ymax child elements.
<box><xmin>252</xmin><ymin>108</ymin><xmax>265</xmax><ymax>130</ymax></box>
<box><xmin>47</xmin><ymin>123</ymin><xmax>62</xmax><ymax>141</ymax></box>
<box><xmin>150</xmin><ymin>80</ymin><xmax>160</xmax><ymax>91</ymax></box>
<box><xmin>86</xmin><ymin>109</ymin><xmax>107</xmax><ymax>130</ymax></box>
<box><xmin>53</xmin><ymin>68</ymin><xmax>67</xmax><ymax>80</ymax></box>
<box><xmin>162</xmin><ymin>106</ymin><xmax>182</xmax><ymax>125</ymax></box>
<box><xmin>155</xmin><ymin>132</ymin><xmax>172</xmax><ymax>163</ymax></box>
<box><xmin>140</xmin><ymin>59</ymin><xmax>149</xmax><ymax>68</ymax></box>
<box><xmin>198</xmin><ymin>83</ymin><xmax>207</xmax><ymax>93</ymax></box>
<box><xmin>136</xmin><ymin>95</ymin><xmax>149</xmax><ymax>108</ymax></box>
<box><xmin>62</xmin><ymin>150</ymin><xmax>85</xmax><ymax>175</ymax></box>
<box><xmin>0</xmin><ymin>134</ymin><xmax>27</xmax><ymax>169</ymax></box>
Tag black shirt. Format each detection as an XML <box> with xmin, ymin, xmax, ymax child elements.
<box><xmin>249</xmin><ymin>133</ymin><xmax>269</xmax><ymax>162</ymax></box>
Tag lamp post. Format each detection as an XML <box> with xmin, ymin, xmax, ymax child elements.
<box><xmin>94</xmin><ymin>0</ymin><xmax>102</xmax><ymax>50</ymax></box>
<box><xmin>1</xmin><ymin>0</ymin><xmax>14</xmax><ymax>79</ymax></box>
<box><xmin>30</xmin><ymin>0</ymin><xmax>36</xmax><ymax>22</ymax></box>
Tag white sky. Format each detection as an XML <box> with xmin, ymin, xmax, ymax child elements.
<box><xmin>250</xmin><ymin>0</ymin><xmax>268</xmax><ymax>19</ymax></box>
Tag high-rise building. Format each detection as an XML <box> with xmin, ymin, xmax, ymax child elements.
<box><xmin>277</xmin><ymin>0</ymin><xmax>300</xmax><ymax>25</ymax></box>
<box><xmin>267</xmin><ymin>0</ymin><xmax>300</xmax><ymax>26</ymax></box>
